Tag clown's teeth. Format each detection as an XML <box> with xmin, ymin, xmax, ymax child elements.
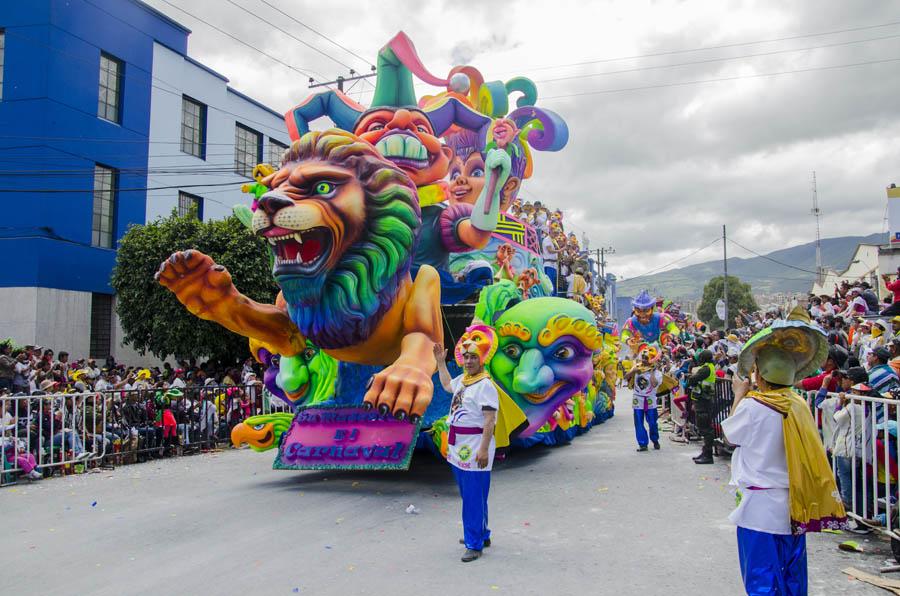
<box><xmin>293</xmin><ymin>232</ymin><xmax>303</xmax><ymax>244</ymax></box>
<box><xmin>384</xmin><ymin>136</ymin><xmax>404</xmax><ymax>157</ymax></box>
<box><xmin>267</xmin><ymin>237</ymin><xmax>276</xmax><ymax>245</ymax></box>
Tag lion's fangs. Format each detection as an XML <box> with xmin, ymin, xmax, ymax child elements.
<box><xmin>267</xmin><ymin>232</ymin><xmax>303</xmax><ymax>245</ymax></box>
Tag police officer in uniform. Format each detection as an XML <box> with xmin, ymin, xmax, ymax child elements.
<box><xmin>686</xmin><ymin>349</ymin><xmax>716</xmax><ymax>464</ymax></box>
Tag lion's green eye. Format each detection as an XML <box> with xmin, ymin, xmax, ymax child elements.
<box><xmin>314</xmin><ymin>182</ymin><xmax>335</xmax><ymax>196</ymax></box>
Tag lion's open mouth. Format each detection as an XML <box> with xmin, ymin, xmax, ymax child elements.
<box><xmin>375</xmin><ymin>133</ymin><xmax>429</xmax><ymax>170</ymax></box>
<box><xmin>261</xmin><ymin>226</ymin><xmax>332</xmax><ymax>276</ymax></box>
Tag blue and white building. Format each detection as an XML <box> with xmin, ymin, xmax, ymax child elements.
<box><xmin>0</xmin><ymin>0</ymin><xmax>290</xmax><ymax>362</ymax></box>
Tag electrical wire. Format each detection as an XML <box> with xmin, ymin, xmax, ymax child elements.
<box><xmin>534</xmin><ymin>32</ymin><xmax>900</xmax><ymax>85</ymax></box>
<box><xmin>154</xmin><ymin>0</ymin><xmax>324</xmax><ymax>82</ymax></box>
<box><xmin>497</xmin><ymin>19</ymin><xmax>900</xmax><ymax>75</ymax></box>
<box><xmin>0</xmin><ymin>180</ymin><xmax>244</xmax><ymax>193</ymax></box>
<box><xmin>223</xmin><ymin>0</ymin><xmax>356</xmax><ymax>73</ymax></box>
<box><xmin>539</xmin><ymin>56</ymin><xmax>900</xmax><ymax>101</ymax></box>
<box><xmin>4</xmin><ymin>30</ymin><xmax>290</xmax><ymax>137</ymax></box>
<box><xmin>725</xmin><ymin>238</ymin><xmax>841</xmax><ymax>277</ymax></box>
<box><xmin>255</xmin><ymin>0</ymin><xmax>376</xmax><ymax>70</ymax></box>
<box><xmin>620</xmin><ymin>237</ymin><xmax>721</xmax><ymax>281</ymax></box>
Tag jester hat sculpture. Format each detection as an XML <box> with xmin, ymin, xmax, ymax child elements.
<box><xmin>286</xmin><ymin>32</ymin><xmax>492</xmax><ymax>192</ymax></box>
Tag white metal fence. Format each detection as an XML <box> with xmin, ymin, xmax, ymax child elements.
<box><xmin>1</xmin><ymin>392</ymin><xmax>108</xmax><ymax>485</ymax></box>
<box><xmin>806</xmin><ymin>389</ymin><xmax>899</xmax><ymax>539</ymax></box>
<box><xmin>1</xmin><ymin>384</ymin><xmax>291</xmax><ymax>486</ymax></box>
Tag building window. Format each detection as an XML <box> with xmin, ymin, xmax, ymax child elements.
<box><xmin>234</xmin><ymin>123</ymin><xmax>262</xmax><ymax>178</ymax></box>
<box><xmin>181</xmin><ymin>96</ymin><xmax>206</xmax><ymax>158</ymax></box>
<box><xmin>98</xmin><ymin>52</ymin><xmax>123</xmax><ymax>123</ymax></box>
<box><xmin>178</xmin><ymin>191</ymin><xmax>203</xmax><ymax>219</ymax></box>
<box><xmin>0</xmin><ymin>30</ymin><xmax>5</xmax><ymax>100</ymax></box>
<box><xmin>268</xmin><ymin>138</ymin><xmax>288</xmax><ymax>166</ymax></box>
<box><xmin>90</xmin><ymin>294</ymin><xmax>113</xmax><ymax>359</ymax></box>
<box><xmin>92</xmin><ymin>164</ymin><xmax>117</xmax><ymax>248</ymax></box>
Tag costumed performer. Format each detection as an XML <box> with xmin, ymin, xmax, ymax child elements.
<box><xmin>433</xmin><ymin>325</ymin><xmax>518</xmax><ymax>563</ymax></box>
<box><xmin>621</xmin><ymin>290</ymin><xmax>680</xmax><ymax>355</ymax></box>
<box><xmin>723</xmin><ymin>306</ymin><xmax>847</xmax><ymax>595</ymax></box>
<box><xmin>624</xmin><ymin>344</ymin><xmax>662</xmax><ymax>451</ymax></box>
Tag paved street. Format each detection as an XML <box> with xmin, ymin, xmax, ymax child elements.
<box><xmin>2</xmin><ymin>389</ymin><xmax>890</xmax><ymax>595</ymax></box>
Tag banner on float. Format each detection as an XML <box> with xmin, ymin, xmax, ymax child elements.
<box><xmin>888</xmin><ymin>186</ymin><xmax>900</xmax><ymax>244</ymax></box>
<box><xmin>273</xmin><ymin>405</ymin><xmax>422</xmax><ymax>471</ymax></box>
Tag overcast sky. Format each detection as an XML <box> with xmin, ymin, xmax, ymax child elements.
<box><xmin>145</xmin><ymin>0</ymin><xmax>900</xmax><ymax>279</ymax></box>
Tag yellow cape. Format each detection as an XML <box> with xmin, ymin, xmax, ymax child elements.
<box><xmin>459</xmin><ymin>372</ymin><xmax>527</xmax><ymax>449</ymax></box>
<box><xmin>492</xmin><ymin>381</ymin><xmax>528</xmax><ymax>448</ymax></box>
<box><xmin>749</xmin><ymin>388</ymin><xmax>848</xmax><ymax>534</ymax></box>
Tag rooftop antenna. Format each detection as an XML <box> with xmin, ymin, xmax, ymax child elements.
<box><xmin>811</xmin><ymin>171</ymin><xmax>823</xmax><ymax>284</ymax></box>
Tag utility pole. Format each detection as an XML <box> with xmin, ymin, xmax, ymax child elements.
<box><xmin>308</xmin><ymin>66</ymin><xmax>377</xmax><ymax>92</ymax></box>
<box><xmin>810</xmin><ymin>171</ymin><xmax>823</xmax><ymax>285</ymax></box>
<box><xmin>595</xmin><ymin>246</ymin><xmax>615</xmax><ymax>281</ymax></box>
<box><xmin>594</xmin><ymin>246</ymin><xmax>614</xmax><ymax>297</ymax></box>
<box><xmin>723</xmin><ymin>225</ymin><xmax>730</xmax><ymax>329</ymax></box>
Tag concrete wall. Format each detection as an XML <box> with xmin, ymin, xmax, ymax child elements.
<box><xmin>146</xmin><ymin>43</ymin><xmax>291</xmax><ymax>224</ymax></box>
<box><xmin>0</xmin><ymin>287</ymin><xmax>168</xmax><ymax>366</ymax></box>
<box><xmin>812</xmin><ymin>244</ymin><xmax>880</xmax><ymax>296</ymax></box>
<box><xmin>0</xmin><ymin>287</ymin><xmax>90</xmax><ymax>356</ymax></box>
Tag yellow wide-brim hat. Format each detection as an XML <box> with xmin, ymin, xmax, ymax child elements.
<box><xmin>737</xmin><ymin>306</ymin><xmax>828</xmax><ymax>386</ymax></box>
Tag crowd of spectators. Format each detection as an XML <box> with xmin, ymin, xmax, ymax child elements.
<box><xmin>638</xmin><ymin>281</ymin><xmax>900</xmax><ymax>534</ymax></box>
<box><xmin>507</xmin><ymin>199</ymin><xmax>594</xmax><ymax>300</ymax></box>
<box><xmin>0</xmin><ymin>341</ymin><xmax>276</xmax><ymax>484</ymax></box>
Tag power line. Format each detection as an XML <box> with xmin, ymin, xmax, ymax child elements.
<box><xmin>621</xmin><ymin>237</ymin><xmax>721</xmax><ymax>280</ymax></box>
<box><xmin>4</xmin><ymin>30</ymin><xmax>290</xmax><ymax>136</ymax></box>
<box><xmin>223</xmin><ymin>0</ymin><xmax>356</xmax><ymax>74</ymax></box>
<box><xmin>0</xmin><ymin>180</ymin><xmax>244</xmax><ymax>193</ymax></box>
<box><xmin>154</xmin><ymin>0</ymin><xmax>324</xmax><ymax>83</ymax></box>
<box><xmin>726</xmin><ymin>238</ymin><xmax>838</xmax><ymax>276</ymax></box>
<box><xmin>497</xmin><ymin>18</ymin><xmax>900</xmax><ymax>75</ymax></box>
<box><xmin>255</xmin><ymin>0</ymin><xmax>376</xmax><ymax>71</ymax></box>
<box><xmin>534</xmin><ymin>32</ymin><xmax>900</xmax><ymax>85</ymax></box>
<box><xmin>539</xmin><ymin>55</ymin><xmax>900</xmax><ymax>101</ymax></box>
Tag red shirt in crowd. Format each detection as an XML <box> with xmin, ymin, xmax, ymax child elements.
<box><xmin>887</xmin><ymin>278</ymin><xmax>900</xmax><ymax>303</ymax></box>
<box><xmin>798</xmin><ymin>371</ymin><xmax>840</xmax><ymax>392</ymax></box>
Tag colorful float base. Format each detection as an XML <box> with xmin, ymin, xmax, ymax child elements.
<box><xmin>267</xmin><ymin>360</ymin><xmax>614</xmax><ymax>470</ymax></box>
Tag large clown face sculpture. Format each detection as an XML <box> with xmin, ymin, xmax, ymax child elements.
<box><xmin>489</xmin><ymin>298</ymin><xmax>601</xmax><ymax>436</ymax></box>
<box><xmin>354</xmin><ymin>108</ymin><xmax>452</xmax><ymax>187</ymax></box>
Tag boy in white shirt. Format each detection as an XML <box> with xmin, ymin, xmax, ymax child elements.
<box><xmin>723</xmin><ymin>308</ymin><xmax>846</xmax><ymax>595</ymax></box>
<box><xmin>434</xmin><ymin>327</ymin><xmax>499</xmax><ymax>563</ymax></box>
<box><xmin>625</xmin><ymin>345</ymin><xmax>662</xmax><ymax>451</ymax></box>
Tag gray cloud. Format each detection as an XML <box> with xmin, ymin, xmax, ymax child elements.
<box><xmin>145</xmin><ymin>0</ymin><xmax>900</xmax><ymax>279</ymax></box>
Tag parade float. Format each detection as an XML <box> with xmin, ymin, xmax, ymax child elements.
<box><xmin>157</xmin><ymin>32</ymin><xmax>616</xmax><ymax>471</ymax></box>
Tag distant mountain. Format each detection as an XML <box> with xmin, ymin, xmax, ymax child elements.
<box><xmin>616</xmin><ymin>233</ymin><xmax>885</xmax><ymax>301</ymax></box>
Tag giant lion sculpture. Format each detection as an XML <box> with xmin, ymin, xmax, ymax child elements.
<box><xmin>157</xmin><ymin>129</ymin><xmax>442</xmax><ymax>420</ymax></box>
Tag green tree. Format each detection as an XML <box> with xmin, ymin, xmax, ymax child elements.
<box><xmin>697</xmin><ymin>275</ymin><xmax>759</xmax><ymax>331</ymax></box>
<box><xmin>111</xmin><ymin>208</ymin><xmax>278</xmax><ymax>364</ymax></box>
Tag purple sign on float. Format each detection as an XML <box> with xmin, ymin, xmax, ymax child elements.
<box><xmin>273</xmin><ymin>405</ymin><xmax>421</xmax><ymax>471</ymax></box>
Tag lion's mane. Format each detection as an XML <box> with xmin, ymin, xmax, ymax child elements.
<box><xmin>275</xmin><ymin>129</ymin><xmax>421</xmax><ymax>350</ymax></box>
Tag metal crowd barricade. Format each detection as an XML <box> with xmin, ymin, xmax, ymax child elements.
<box><xmin>1</xmin><ymin>383</ymin><xmax>283</xmax><ymax>487</ymax></box>
<box><xmin>712</xmin><ymin>378</ymin><xmax>735</xmax><ymax>449</ymax></box>
<box><xmin>1</xmin><ymin>392</ymin><xmax>108</xmax><ymax>486</ymax></box>
<box><xmin>806</xmin><ymin>389</ymin><xmax>900</xmax><ymax>543</ymax></box>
